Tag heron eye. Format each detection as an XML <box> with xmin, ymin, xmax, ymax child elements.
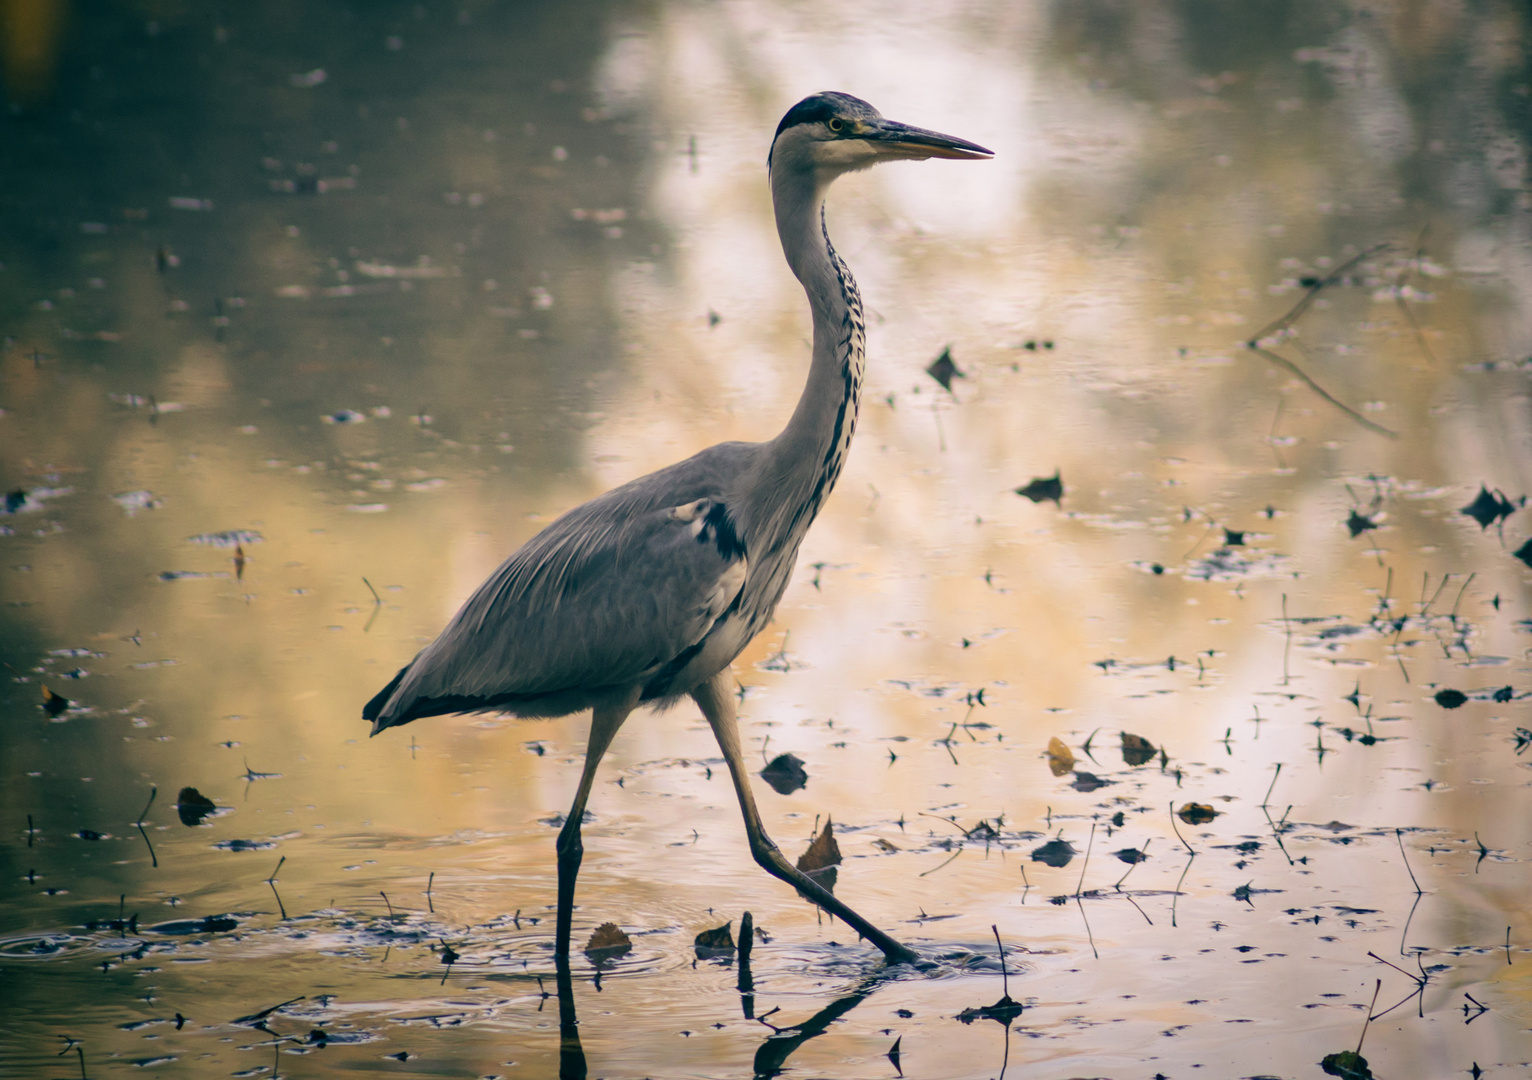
<box><xmin>827</xmin><ymin>118</ymin><xmax>843</xmax><ymax>133</ymax></box>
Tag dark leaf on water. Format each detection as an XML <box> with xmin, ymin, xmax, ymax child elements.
<box><xmin>1222</xmin><ymin>528</ymin><xmax>1245</xmax><ymax>546</ymax></box>
<box><xmin>1031</xmin><ymin>838</ymin><xmax>1076</xmax><ymax>868</ymax></box>
<box><xmin>1345</xmin><ymin>510</ymin><xmax>1377</xmax><ymax>538</ymax></box>
<box><xmin>1516</xmin><ymin>538</ymin><xmax>1532</xmax><ymax>569</ymax></box>
<box><xmin>1434</xmin><ymin>688</ymin><xmax>1467</xmax><ymax>709</ymax></box>
<box><xmin>1177</xmin><ymin>802</ymin><xmax>1219</xmax><ymax>825</ymax></box>
<box><xmin>760</xmin><ymin>752</ymin><xmax>808</xmax><ymax>795</ymax></box>
<box><xmin>1072</xmin><ymin>770</ymin><xmax>1110</xmax><ymax>792</ymax></box>
<box><xmin>1461</xmin><ymin>485</ymin><xmax>1517</xmax><ymax>530</ymax></box>
<box><xmin>42</xmin><ymin>685</ymin><xmax>70</xmax><ymax>718</ymax></box>
<box><xmin>1121</xmin><ymin>732</ymin><xmax>1156</xmax><ymax>766</ymax></box>
<box><xmin>1047</xmin><ymin>894</ymin><xmax>1068</xmax><ymax>905</ymax></box>
<box><xmin>956</xmin><ymin>994</ymin><xmax>1023</xmax><ymax>1026</ymax></box>
<box><xmin>796</xmin><ymin>817</ymin><xmax>842</xmax><ymax>873</ymax></box>
<box><xmin>175</xmin><ymin>787</ymin><xmax>219</xmax><ymax>826</ymax></box>
<box><xmin>1320</xmin><ymin>1050</ymin><xmax>1374</xmax><ymax>1079</ymax></box>
<box><xmin>77</xmin><ymin>829</ymin><xmax>105</xmax><ymax>840</ymax></box>
<box><xmin>1113</xmin><ymin>847</ymin><xmax>1149</xmax><ymax>866</ymax></box>
<box><xmin>925</xmin><ymin>346</ymin><xmax>964</xmax><ymax>391</ymax></box>
<box><xmin>4</xmin><ymin>489</ymin><xmax>25</xmax><ymax>513</ymax></box>
<box><xmin>888</xmin><ymin>1035</ymin><xmax>903</xmax><ymax>1076</ymax></box>
<box><xmin>1233</xmin><ymin>882</ymin><xmax>1254</xmax><ymax>903</ymax></box>
<box><xmin>213</xmin><ymin>838</ymin><xmax>276</xmax><ymax>851</ymax></box>
<box><xmin>1492</xmin><ymin>685</ymin><xmax>1513</xmax><ymax>703</ymax></box>
<box><xmin>693</xmin><ymin>921</ymin><xmax>734</xmax><ymax>955</ymax></box>
<box><xmin>149</xmin><ymin>915</ymin><xmax>238</xmax><ymax>935</ymax></box>
<box><xmin>438</xmin><ymin>940</ymin><xmax>461</xmax><ymax>964</ymax></box>
<box><xmin>1016</xmin><ymin>471</ymin><xmax>1063</xmax><ymax>505</ymax></box>
<box><xmin>586</xmin><ymin>922</ymin><xmax>632</xmax><ymax>960</ymax></box>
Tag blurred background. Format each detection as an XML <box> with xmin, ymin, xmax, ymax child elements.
<box><xmin>1</xmin><ymin>1</ymin><xmax>1529</xmax><ymax>1077</ymax></box>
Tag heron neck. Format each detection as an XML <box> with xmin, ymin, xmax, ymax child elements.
<box><xmin>749</xmin><ymin>166</ymin><xmax>866</xmax><ymax>549</ymax></box>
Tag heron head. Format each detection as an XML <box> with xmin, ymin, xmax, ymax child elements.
<box><xmin>768</xmin><ymin>92</ymin><xmax>993</xmax><ymax>179</ymax></box>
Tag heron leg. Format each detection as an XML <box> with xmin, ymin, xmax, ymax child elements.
<box><xmin>555</xmin><ymin>692</ymin><xmax>637</xmax><ymax>957</ymax></box>
<box><xmin>692</xmin><ymin>671</ymin><xmax>918</xmax><ymax>965</ymax></box>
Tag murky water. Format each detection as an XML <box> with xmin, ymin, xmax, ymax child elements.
<box><xmin>3</xmin><ymin>2</ymin><xmax>1531</xmax><ymax>1077</ymax></box>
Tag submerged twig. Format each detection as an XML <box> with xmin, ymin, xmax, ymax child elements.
<box><xmin>267</xmin><ymin>856</ymin><xmax>287</xmax><ymax>920</ymax></box>
<box><xmin>135</xmin><ymin>786</ymin><xmax>159</xmax><ymax>869</ymax></box>
<box><xmin>1247</xmin><ymin>242</ymin><xmax>1398</xmax><ymax>438</ymax></box>
<box><xmin>1396</xmin><ymin>829</ymin><xmax>1423</xmax><ymax>894</ymax></box>
<box><xmin>1249</xmin><ymin>345</ymin><xmax>1398</xmax><ymax>439</ymax></box>
<box><xmin>1251</xmin><ymin>243</ymin><xmax>1391</xmax><ymax>343</ymax></box>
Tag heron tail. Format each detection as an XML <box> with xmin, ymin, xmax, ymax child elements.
<box><xmin>363</xmin><ymin>665</ymin><xmax>409</xmax><ymax>736</ymax></box>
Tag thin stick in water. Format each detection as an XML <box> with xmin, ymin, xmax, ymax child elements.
<box><xmin>267</xmin><ymin>856</ymin><xmax>287</xmax><ymax>920</ymax></box>
<box><xmin>991</xmin><ymin>924</ymin><xmax>1009</xmax><ymax>999</ymax></box>
<box><xmin>1261</xmin><ymin>763</ymin><xmax>1282</xmax><ymax>809</ymax></box>
<box><xmin>1396</xmin><ymin>829</ymin><xmax>1422</xmax><ymax>895</ymax></box>
<box><xmin>1358</xmin><ymin>979</ymin><xmax>1381</xmax><ymax>1052</ymax></box>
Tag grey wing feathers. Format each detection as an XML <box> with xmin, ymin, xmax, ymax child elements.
<box><xmin>366</xmin><ymin>447</ymin><xmax>752</xmax><ymax>731</ymax></box>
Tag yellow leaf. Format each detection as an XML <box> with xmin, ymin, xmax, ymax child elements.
<box><xmin>1046</xmin><ymin>736</ymin><xmax>1075</xmax><ymax>776</ymax></box>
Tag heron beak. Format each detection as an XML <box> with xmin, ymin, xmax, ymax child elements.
<box><xmin>865</xmin><ymin>119</ymin><xmax>993</xmax><ymax>161</ymax></box>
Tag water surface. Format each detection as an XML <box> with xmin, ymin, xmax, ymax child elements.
<box><xmin>2</xmin><ymin>2</ymin><xmax>1530</xmax><ymax>1077</ymax></box>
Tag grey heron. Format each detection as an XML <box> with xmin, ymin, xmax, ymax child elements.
<box><xmin>365</xmin><ymin>92</ymin><xmax>992</xmax><ymax>965</ymax></box>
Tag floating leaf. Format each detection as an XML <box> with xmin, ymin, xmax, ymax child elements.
<box><xmin>1120</xmin><ymin>732</ymin><xmax>1156</xmax><ymax>767</ymax></box>
<box><xmin>693</xmin><ymin>921</ymin><xmax>734</xmax><ymax>954</ymax></box>
<box><xmin>1515</xmin><ymin>539</ymin><xmax>1532</xmax><ymax>569</ymax></box>
<box><xmin>1072</xmin><ymin>771</ymin><xmax>1110</xmax><ymax>792</ymax></box>
<box><xmin>1177</xmin><ymin>802</ymin><xmax>1218</xmax><ymax>825</ymax></box>
<box><xmin>1461</xmin><ymin>486</ymin><xmax>1517</xmax><ymax>530</ymax></box>
<box><xmin>925</xmin><ymin>346</ymin><xmax>964</xmax><ymax>391</ymax></box>
<box><xmin>1113</xmin><ymin>847</ymin><xmax>1149</xmax><ymax>866</ymax></box>
<box><xmin>956</xmin><ymin>994</ymin><xmax>1023</xmax><ymax>1026</ymax></box>
<box><xmin>1045</xmin><ymin>736</ymin><xmax>1075</xmax><ymax>776</ymax></box>
<box><xmin>760</xmin><ymin>752</ymin><xmax>808</xmax><ymax>795</ymax></box>
<box><xmin>1222</xmin><ymin>528</ymin><xmax>1246</xmax><ymax>546</ymax></box>
<box><xmin>42</xmin><ymin>685</ymin><xmax>70</xmax><ymax>718</ymax></box>
<box><xmin>148</xmin><ymin>915</ymin><xmax>237</xmax><ymax>935</ymax></box>
<box><xmin>1031</xmin><ymin>838</ymin><xmax>1075</xmax><ymax>868</ymax></box>
<box><xmin>1015</xmin><ymin>471</ymin><xmax>1063</xmax><ymax>505</ymax></box>
<box><xmin>872</xmin><ymin>838</ymin><xmax>900</xmax><ymax>853</ymax></box>
<box><xmin>1434</xmin><ymin>688</ymin><xmax>1467</xmax><ymax>710</ymax></box>
<box><xmin>1320</xmin><ymin>1050</ymin><xmax>1373</xmax><ymax>1079</ymax></box>
<box><xmin>1492</xmin><ymin>685</ymin><xmax>1513</xmax><ymax>703</ymax></box>
<box><xmin>175</xmin><ymin>787</ymin><xmax>219</xmax><ymax>826</ymax></box>
<box><xmin>796</xmin><ymin>817</ymin><xmax>841</xmax><ymax>873</ymax></box>
<box><xmin>1345</xmin><ymin>510</ymin><xmax>1377</xmax><ymax>538</ymax></box>
<box><xmin>585</xmin><ymin>922</ymin><xmax>632</xmax><ymax>960</ymax></box>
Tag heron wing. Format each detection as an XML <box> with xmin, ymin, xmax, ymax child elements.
<box><xmin>366</xmin><ymin>451</ymin><xmax>751</xmax><ymax>729</ymax></box>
